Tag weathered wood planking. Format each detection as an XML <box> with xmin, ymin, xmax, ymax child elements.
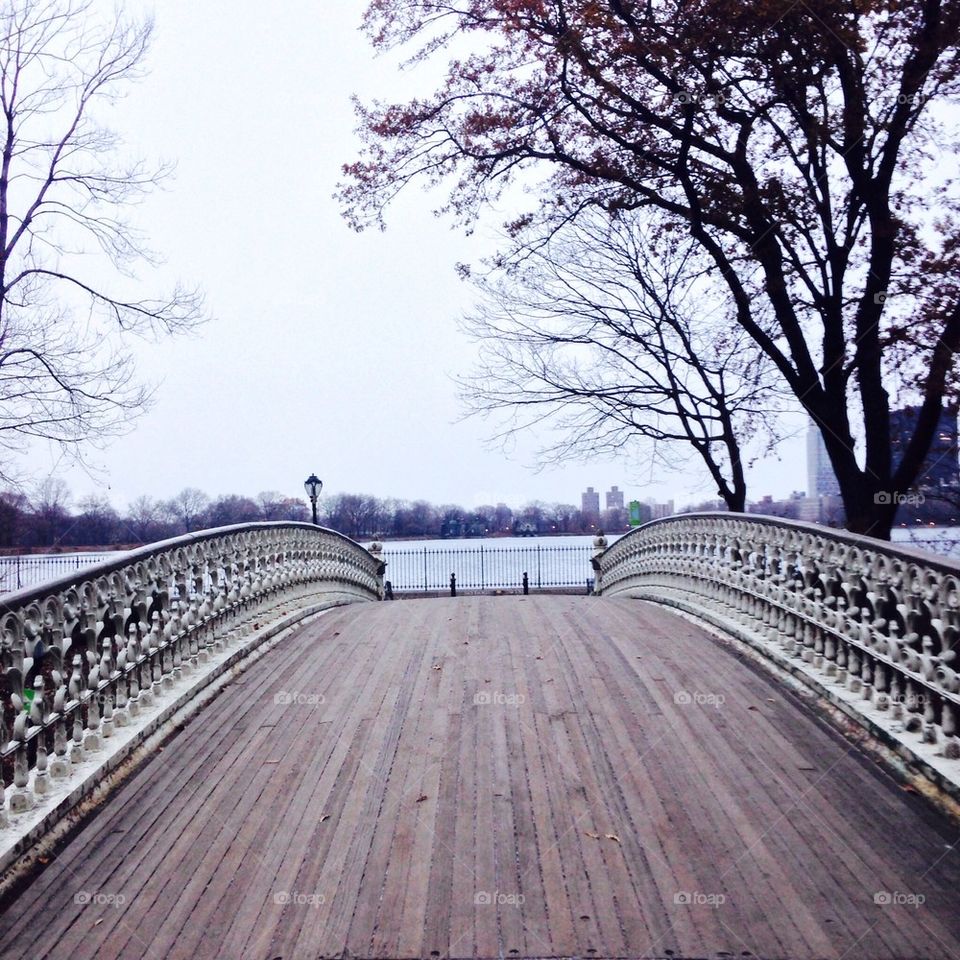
<box><xmin>1</xmin><ymin>596</ymin><xmax>958</xmax><ymax>960</ymax></box>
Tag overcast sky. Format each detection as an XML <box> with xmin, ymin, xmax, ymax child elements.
<box><xmin>44</xmin><ymin>0</ymin><xmax>806</xmax><ymax>513</ymax></box>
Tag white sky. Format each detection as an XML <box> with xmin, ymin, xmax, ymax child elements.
<box><xmin>44</xmin><ymin>0</ymin><xmax>805</xmax><ymax>512</ymax></box>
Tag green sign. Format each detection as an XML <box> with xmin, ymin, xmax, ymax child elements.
<box><xmin>629</xmin><ymin>500</ymin><xmax>643</xmax><ymax>526</ymax></box>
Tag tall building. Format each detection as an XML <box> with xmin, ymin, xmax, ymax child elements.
<box><xmin>605</xmin><ymin>485</ymin><xmax>624</xmax><ymax>509</ymax></box>
<box><xmin>890</xmin><ymin>406</ymin><xmax>959</xmax><ymax>488</ymax></box>
<box><xmin>806</xmin><ymin>421</ymin><xmax>840</xmax><ymax>497</ymax></box>
<box><xmin>648</xmin><ymin>499</ymin><xmax>675</xmax><ymax>519</ymax></box>
<box><xmin>581</xmin><ymin>486</ymin><xmax>600</xmax><ymax>516</ymax></box>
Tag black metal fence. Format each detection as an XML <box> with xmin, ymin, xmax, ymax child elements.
<box><xmin>381</xmin><ymin>542</ymin><xmax>594</xmax><ymax>593</ymax></box>
<box><xmin>0</xmin><ymin>551</ymin><xmax>125</xmax><ymax>594</ymax></box>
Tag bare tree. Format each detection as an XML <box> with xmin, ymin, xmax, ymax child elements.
<box><xmin>257</xmin><ymin>491</ymin><xmax>288</xmax><ymax>520</ymax></box>
<box><xmin>125</xmin><ymin>494</ymin><xmax>164</xmax><ymax>542</ymax></box>
<box><xmin>461</xmin><ymin>214</ymin><xmax>783</xmax><ymax>511</ymax></box>
<box><xmin>163</xmin><ymin>487</ymin><xmax>209</xmax><ymax>533</ymax></box>
<box><xmin>0</xmin><ymin>0</ymin><xmax>204</xmax><ymax>480</ymax></box>
<box><xmin>206</xmin><ymin>494</ymin><xmax>261</xmax><ymax>527</ymax></box>
<box><xmin>0</xmin><ymin>487</ymin><xmax>27</xmax><ymax>544</ymax></box>
<box><xmin>321</xmin><ymin>493</ymin><xmax>384</xmax><ymax>539</ymax></box>
<box><xmin>28</xmin><ymin>475</ymin><xmax>70</xmax><ymax>545</ymax></box>
<box><xmin>72</xmin><ymin>494</ymin><xmax>119</xmax><ymax>545</ymax></box>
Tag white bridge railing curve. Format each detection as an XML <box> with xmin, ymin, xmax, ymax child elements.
<box><xmin>596</xmin><ymin>513</ymin><xmax>960</xmax><ymax>764</ymax></box>
<box><xmin>0</xmin><ymin>522</ymin><xmax>382</xmax><ymax>822</ymax></box>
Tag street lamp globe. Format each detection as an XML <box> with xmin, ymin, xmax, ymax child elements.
<box><xmin>304</xmin><ymin>473</ymin><xmax>323</xmax><ymax>525</ymax></box>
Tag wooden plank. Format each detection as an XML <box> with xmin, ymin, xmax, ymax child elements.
<box><xmin>601</xmin><ymin>599</ymin><xmax>838</xmax><ymax>958</ymax></box>
<box><xmin>447</xmin><ymin>632</ymin><xmax>479</xmax><ymax>959</ymax></box>
<box><xmin>256</xmin><ymin>607</ymin><xmax>414</xmax><ymax>959</ymax></box>
<box><xmin>542</xmin><ymin>602</ymin><xmax>661</xmax><ymax>953</ymax></box>
<box><xmin>343</xmin><ymin>625</ymin><xmax>434</xmax><ymax>958</ymax></box>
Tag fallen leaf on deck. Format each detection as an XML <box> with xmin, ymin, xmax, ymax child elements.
<box><xmin>416</xmin><ymin>794</ymin><xmax>428</xmax><ymax>803</ymax></box>
<box><xmin>319</xmin><ymin>815</ymin><xmax>330</xmax><ymax>822</ymax></box>
<box><xmin>585</xmin><ymin>831</ymin><xmax>600</xmax><ymax>839</ymax></box>
<box><xmin>901</xmin><ymin>784</ymin><xmax>919</xmax><ymax>794</ymax></box>
<box><xmin>38</xmin><ymin>856</ymin><xmax>51</xmax><ymax>864</ymax></box>
<box><xmin>432</xmin><ymin>664</ymin><xmax>442</xmax><ymax>671</ymax></box>
<box><xmin>766</xmin><ymin>698</ymin><xmax>775</xmax><ymax>702</ymax></box>
<box><xmin>747</xmin><ymin>705</ymin><xmax>758</xmax><ymax>711</ymax></box>
<box><xmin>605</xmin><ymin>834</ymin><xmax>622</xmax><ymax>843</ymax></box>
<box><xmin>94</xmin><ymin>919</ymin><xmax>103</xmax><ymax>926</ymax></box>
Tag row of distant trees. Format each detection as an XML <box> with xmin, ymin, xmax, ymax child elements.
<box><xmin>0</xmin><ymin>480</ymin><xmax>625</xmax><ymax>550</ymax></box>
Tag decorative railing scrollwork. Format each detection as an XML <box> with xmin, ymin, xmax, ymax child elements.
<box><xmin>0</xmin><ymin>522</ymin><xmax>381</xmax><ymax>822</ymax></box>
<box><xmin>597</xmin><ymin>513</ymin><xmax>960</xmax><ymax>762</ymax></box>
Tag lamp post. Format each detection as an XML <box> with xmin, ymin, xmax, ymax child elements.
<box><xmin>304</xmin><ymin>473</ymin><xmax>323</xmax><ymax>525</ymax></box>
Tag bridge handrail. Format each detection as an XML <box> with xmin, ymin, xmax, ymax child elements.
<box><xmin>597</xmin><ymin>512</ymin><xmax>960</xmax><ymax>759</ymax></box>
<box><xmin>0</xmin><ymin>522</ymin><xmax>382</xmax><ymax>815</ymax></box>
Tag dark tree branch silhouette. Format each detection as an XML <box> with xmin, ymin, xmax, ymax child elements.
<box><xmin>460</xmin><ymin>213</ymin><xmax>784</xmax><ymax>510</ymax></box>
<box><xmin>0</xmin><ymin>0</ymin><xmax>205</xmax><ymax>481</ymax></box>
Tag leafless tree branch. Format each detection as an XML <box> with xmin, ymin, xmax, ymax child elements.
<box><xmin>0</xmin><ymin>0</ymin><xmax>206</xmax><ymax>482</ymax></box>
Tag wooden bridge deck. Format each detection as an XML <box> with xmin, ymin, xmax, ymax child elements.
<box><xmin>1</xmin><ymin>595</ymin><xmax>958</xmax><ymax>960</ymax></box>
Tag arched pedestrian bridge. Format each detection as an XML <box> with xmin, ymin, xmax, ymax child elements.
<box><xmin>0</xmin><ymin>519</ymin><xmax>958</xmax><ymax>960</ymax></box>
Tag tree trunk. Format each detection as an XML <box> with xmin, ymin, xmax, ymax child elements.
<box><xmin>831</xmin><ymin>458</ymin><xmax>898</xmax><ymax>540</ymax></box>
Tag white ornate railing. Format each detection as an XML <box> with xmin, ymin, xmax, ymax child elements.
<box><xmin>0</xmin><ymin>522</ymin><xmax>382</xmax><ymax>821</ymax></box>
<box><xmin>597</xmin><ymin>513</ymin><xmax>960</xmax><ymax>762</ymax></box>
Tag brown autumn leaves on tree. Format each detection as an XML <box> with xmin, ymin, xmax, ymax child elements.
<box><xmin>340</xmin><ymin>0</ymin><xmax>960</xmax><ymax>539</ymax></box>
